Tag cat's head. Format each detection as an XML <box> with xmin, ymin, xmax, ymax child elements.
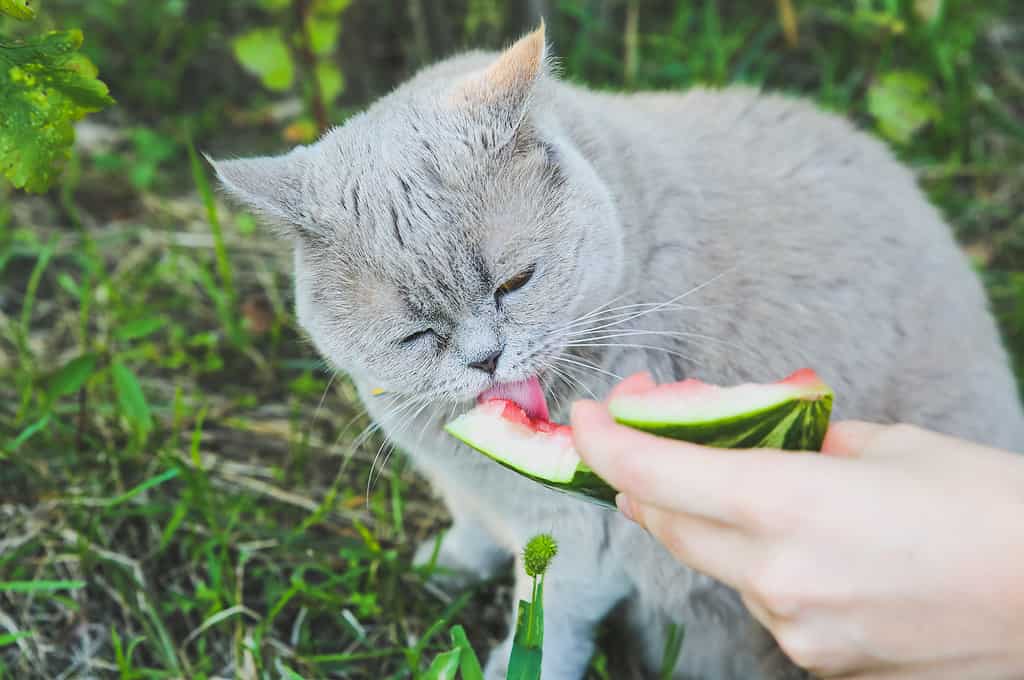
<box><xmin>210</xmin><ymin>25</ymin><xmax>624</xmax><ymax>409</ymax></box>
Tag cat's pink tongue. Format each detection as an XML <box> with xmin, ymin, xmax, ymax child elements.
<box><xmin>477</xmin><ymin>376</ymin><xmax>550</xmax><ymax>421</ymax></box>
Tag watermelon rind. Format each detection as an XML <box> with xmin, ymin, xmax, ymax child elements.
<box><xmin>445</xmin><ymin>371</ymin><xmax>834</xmax><ymax>508</ymax></box>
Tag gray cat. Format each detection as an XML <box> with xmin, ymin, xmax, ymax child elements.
<box><xmin>210</xmin><ymin>25</ymin><xmax>1024</xmax><ymax>680</ymax></box>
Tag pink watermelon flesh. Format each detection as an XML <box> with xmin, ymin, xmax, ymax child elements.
<box><xmin>609</xmin><ymin>368</ymin><xmax>831</xmax><ymax>427</ymax></box>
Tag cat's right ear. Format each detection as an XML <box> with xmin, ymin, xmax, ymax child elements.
<box><xmin>205</xmin><ymin>148</ymin><xmax>313</xmax><ymax>239</ymax></box>
<box><xmin>449</xmin><ymin>22</ymin><xmax>549</xmax><ymax>137</ymax></box>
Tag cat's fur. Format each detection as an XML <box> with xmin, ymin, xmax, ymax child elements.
<box><xmin>211</xmin><ymin>25</ymin><xmax>1024</xmax><ymax>680</ymax></box>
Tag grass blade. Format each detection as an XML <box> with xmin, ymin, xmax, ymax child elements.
<box><xmin>0</xmin><ymin>632</ymin><xmax>31</xmax><ymax>647</ymax></box>
<box><xmin>450</xmin><ymin>625</ymin><xmax>484</xmax><ymax>680</ymax></box>
<box><xmin>111</xmin><ymin>359</ymin><xmax>153</xmax><ymax>437</ymax></box>
<box><xmin>100</xmin><ymin>468</ymin><xmax>180</xmax><ymax>508</ymax></box>
<box><xmin>47</xmin><ymin>352</ymin><xmax>97</xmax><ymax>399</ymax></box>
<box><xmin>658</xmin><ymin>622</ymin><xmax>686</xmax><ymax>680</ymax></box>
<box><xmin>0</xmin><ymin>580</ymin><xmax>85</xmax><ymax>593</ymax></box>
<box><xmin>5</xmin><ymin>414</ymin><xmax>50</xmax><ymax>454</ymax></box>
<box><xmin>421</xmin><ymin>648</ymin><xmax>461</xmax><ymax>680</ymax></box>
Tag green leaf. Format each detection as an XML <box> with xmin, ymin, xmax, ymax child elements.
<box><xmin>508</xmin><ymin>580</ymin><xmax>544</xmax><ymax>680</ymax></box>
<box><xmin>6</xmin><ymin>414</ymin><xmax>50</xmax><ymax>454</ymax></box>
<box><xmin>450</xmin><ymin>625</ymin><xmax>484</xmax><ymax>680</ymax></box>
<box><xmin>307</xmin><ymin>15</ymin><xmax>340</xmax><ymax>56</ymax></box>
<box><xmin>258</xmin><ymin>0</ymin><xmax>291</xmax><ymax>10</ymax></box>
<box><xmin>313</xmin><ymin>0</ymin><xmax>352</xmax><ymax>14</ymax></box>
<box><xmin>867</xmin><ymin>71</ymin><xmax>942</xmax><ymax>145</ymax></box>
<box><xmin>421</xmin><ymin>648</ymin><xmax>461</xmax><ymax>680</ymax></box>
<box><xmin>658</xmin><ymin>623</ymin><xmax>686</xmax><ymax>680</ymax></box>
<box><xmin>231</xmin><ymin>28</ymin><xmax>294</xmax><ymax>92</ymax></box>
<box><xmin>111</xmin><ymin>360</ymin><xmax>153</xmax><ymax>436</ymax></box>
<box><xmin>0</xmin><ymin>632</ymin><xmax>31</xmax><ymax>647</ymax></box>
<box><xmin>48</xmin><ymin>352</ymin><xmax>97</xmax><ymax>398</ymax></box>
<box><xmin>0</xmin><ymin>580</ymin><xmax>85</xmax><ymax>593</ymax></box>
<box><xmin>316</xmin><ymin>61</ymin><xmax>344</xmax><ymax>102</ymax></box>
<box><xmin>101</xmin><ymin>468</ymin><xmax>180</xmax><ymax>507</ymax></box>
<box><xmin>279</xmin><ymin>666</ymin><xmax>307</xmax><ymax>680</ymax></box>
<box><xmin>115</xmin><ymin>316</ymin><xmax>167</xmax><ymax>341</ymax></box>
<box><xmin>507</xmin><ymin>602</ymin><xmax>543</xmax><ymax>680</ymax></box>
<box><xmin>0</xmin><ymin>30</ymin><xmax>115</xmax><ymax>192</ymax></box>
<box><xmin>0</xmin><ymin>0</ymin><xmax>35</xmax><ymax>20</ymax></box>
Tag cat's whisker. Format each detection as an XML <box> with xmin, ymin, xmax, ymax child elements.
<box><xmin>309</xmin><ymin>368</ymin><xmax>338</xmax><ymax>427</ymax></box>
<box><xmin>555</xmin><ymin>269</ymin><xmax>738</xmax><ymax>338</ymax></box>
<box><xmin>366</xmin><ymin>397</ymin><xmax>433</xmax><ymax>499</ymax></box>
<box><xmin>565</xmin><ymin>341</ymin><xmax>702</xmax><ymax>366</ymax></box>
<box><xmin>552</xmin><ymin>301</ymin><xmax>722</xmax><ymax>334</ymax></box>
<box><xmin>563</xmin><ymin>289</ymin><xmax>636</xmax><ymax>326</ymax></box>
<box><xmin>547</xmin><ymin>362</ymin><xmax>598</xmax><ymax>401</ymax></box>
<box><xmin>564</xmin><ymin>328</ymin><xmax>753</xmax><ymax>357</ymax></box>
<box><xmin>345</xmin><ymin>393</ymin><xmax>419</xmax><ymax>467</ymax></box>
<box><xmin>549</xmin><ymin>354</ymin><xmax>623</xmax><ymax>381</ymax></box>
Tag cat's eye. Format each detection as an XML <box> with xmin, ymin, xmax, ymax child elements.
<box><xmin>495</xmin><ymin>265</ymin><xmax>535</xmax><ymax>299</ymax></box>
<box><xmin>401</xmin><ymin>329</ymin><xmax>435</xmax><ymax>345</ymax></box>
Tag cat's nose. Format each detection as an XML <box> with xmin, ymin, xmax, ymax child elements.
<box><xmin>468</xmin><ymin>348</ymin><xmax>503</xmax><ymax>375</ymax></box>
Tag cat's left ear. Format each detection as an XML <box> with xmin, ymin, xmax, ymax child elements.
<box><xmin>205</xmin><ymin>147</ymin><xmax>316</xmax><ymax>239</ymax></box>
<box><xmin>451</xmin><ymin>21</ymin><xmax>549</xmax><ymax>137</ymax></box>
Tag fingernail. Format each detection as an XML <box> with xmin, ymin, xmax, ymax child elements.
<box><xmin>615</xmin><ymin>493</ymin><xmax>636</xmax><ymax>522</ymax></box>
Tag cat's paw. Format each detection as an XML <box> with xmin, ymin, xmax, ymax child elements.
<box><xmin>413</xmin><ymin>528</ymin><xmax>508</xmax><ymax>591</ymax></box>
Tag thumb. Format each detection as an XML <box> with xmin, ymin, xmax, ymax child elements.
<box><xmin>821</xmin><ymin>420</ymin><xmax>888</xmax><ymax>457</ymax></box>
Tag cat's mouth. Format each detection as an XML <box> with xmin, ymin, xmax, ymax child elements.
<box><xmin>476</xmin><ymin>376</ymin><xmax>550</xmax><ymax>421</ymax></box>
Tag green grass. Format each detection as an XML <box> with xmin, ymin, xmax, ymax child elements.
<box><xmin>2</xmin><ymin>2</ymin><xmax>1023</xmax><ymax>679</ymax></box>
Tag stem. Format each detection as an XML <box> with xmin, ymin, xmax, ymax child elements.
<box><xmin>624</xmin><ymin>0</ymin><xmax>639</xmax><ymax>87</ymax></box>
<box><xmin>292</xmin><ymin>0</ymin><xmax>329</xmax><ymax>134</ymax></box>
<box><xmin>526</xmin><ymin>574</ymin><xmax>539</xmax><ymax>644</ymax></box>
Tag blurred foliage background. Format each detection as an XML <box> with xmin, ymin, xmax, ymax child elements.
<box><xmin>1</xmin><ymin>1</ymin><xmax>1023</xmax><ymax>678</ymax></box>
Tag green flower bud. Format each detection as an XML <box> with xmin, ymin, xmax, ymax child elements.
<box><xmin>523</xmin><ymin>533</ymin><xmax>558</xmax><ymax>577</ymax></box>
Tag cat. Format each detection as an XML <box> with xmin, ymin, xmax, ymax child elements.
<box><xmin>210</xmin><ymin>24</ymin><xmax>1024</xmax><ymax>680</ymax></box>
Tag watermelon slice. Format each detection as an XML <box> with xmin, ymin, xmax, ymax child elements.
<box><xmin>444</xmin><ymin>369</ymin><xmax>834</xmax><ymax>507</ymax></box>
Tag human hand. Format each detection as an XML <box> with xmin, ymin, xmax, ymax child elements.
<box><xmin>571</xmin><ymin>373</ymin><xmax>1024</xmax><ymax>679</ymax></box>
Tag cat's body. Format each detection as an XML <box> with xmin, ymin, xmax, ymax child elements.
<box><xmin>213</xmin><ymin>26</ymin><xmax>1024</xmax><ymax>680</ymax></box>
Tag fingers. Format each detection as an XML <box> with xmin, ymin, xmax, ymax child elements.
<box><xmin>571</xmin><ymin>399</ymin><xmax>802</xmax><ymax>523</ymax></box>
<box><xmin>606</xmin><ymin>371</ymin><xmax>657</xmax><ymax>403</ymax></box>
<box><xmin>821</xmin><ymin>420</ymin><xmax>887</xmax><ymax>457</ymax></box>
<box><xmin>622</xmin><ymin>496</ymin><xmax>756</xmax><ymax>590</ymax></box>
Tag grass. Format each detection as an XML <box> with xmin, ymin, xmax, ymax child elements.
<box><xmin>2</xmin><ymin>2</ymin><xmax>1023</xmax><ymax>679</ymax></box>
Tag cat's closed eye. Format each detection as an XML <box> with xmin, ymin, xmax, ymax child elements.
<box><xmin>400</xmin><ymin>329</ymin><xmax>435</xmax><ymax>345</ymax></box>
<box><xmin>495</xmin><ymin>265</ymin><xmax>535</xmax><ymax>300</ymax></box>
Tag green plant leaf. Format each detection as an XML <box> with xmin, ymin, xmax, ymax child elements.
<box><xmin>0</xmin><ymin>0</ymin><xmax>36</xmax><ymax>20</ymax></box>
<box><xmin>867</xmin><ymin>71</ymin><xmax>942</xmax><ymax>145</ymax></box>
<box><xmin>48</xmin><ymin>352</ymin><xmax>97</xmax><ymax>398</ymax></box>
<box><xmin>316</xmin><ymin>62</ymin><xmax>344</xmax><ymax>102</ymax></box>
<box><xmin>0</xmin><ymin>30</ymin><xmax>115</xmax><ymax>192</ymax></box>
<box><xmin>307</xmin><ymin>15</ymin><xmax>340</xmax><ymax>56</ymax></box>
<box><xmin>421</xmin><ymin>648</ymin><xmax>461</xmax><ymax>680</ymax></box>
<box><xmin>6</xmin><ymin>414</ymin><xmax>50</xmax><ymax>454</ymax></box>
<box><xmin>231</xmin><ymin>28</ymin><xmax>294</xmax><ymax>92</ymax></box>
<box><xmin>450</xmin><ymin>625</ymin><xmax>484</xmax><ymax>680</ymax></box>
<box><xmin>507</xmin><ymin>587</ymin><xmax>544</xmax><ymax>680</ymax></box>
<box><xmin>280</xmin><ymin>666</ymin><xmax>307</xmax><ymax>680</ymax></box>
<box><xmin>658</xmin><ymin>623</ymin><xmax>686</xmax><ymax>680</ymax></box>
<box><xmin>0</xmin><ymin>631</ymin><xmax>31</xmax><ymax>647</ymax></box>
<box><xmin>314</xmin><ymin>0</ymin><xmax>352</xmax><ymax>14</ymax></box>
<box><xmin>115</xmin><ymin>316</ymin><xmax>167</xmax><ymax>341</ymax></box>
<box><xmin>0</xmin><ymin>580</ymin><xmax>85</xmax><ymax>592</ymax></box>
<box><xmin>111</xmin><ymin>360</ymin><xmax>153</xmax><ymax>436</ymax></box>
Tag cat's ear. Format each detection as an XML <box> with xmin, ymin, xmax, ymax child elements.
<box><xmin>451</xmin><ymin>22</ymin><xmax>549</xmax><ymax>132</ymax></box>
<box><xmin>206</xmin><ymin>147</ymin><xmax>313</xmax><ymax>237</ymax></box>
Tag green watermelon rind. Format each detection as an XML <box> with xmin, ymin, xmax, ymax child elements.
<box><xmin>445</xmin><ymin>381</ymin><xmax>834</xmax><ymax>509</ymax></box>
